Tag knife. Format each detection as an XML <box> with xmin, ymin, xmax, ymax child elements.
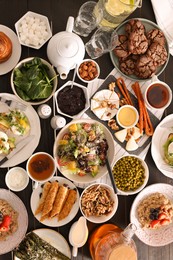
<box><xmin>0</xmin><ymin>135</ymin><xmax>34</xmax><ymax>166</ymax></box>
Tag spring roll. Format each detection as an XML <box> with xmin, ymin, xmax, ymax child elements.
<box><xmin>41</xmin><ymin>181</ymin><xmax>59</xmax><ymax>217</ymax></box>
<box><xmin>50</xmin><ymin>184</ymin><xmax>69</xmax><ymax>218</ymax></box>
<box><xmin>35</xmin><ymin>182</ymin><xmax>51</xmax><ymax>215</ymax></box>
<box><xmin>58</xmin><ymin>189</ymin><xmax>77</xmax><ymax>221</ymax></box>
<box><xmin>40</xmin><ymin>212</ymin><xmax>50</xmax><ymax>222</ymax></box>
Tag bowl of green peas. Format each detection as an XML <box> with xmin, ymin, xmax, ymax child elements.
<box><xmin>112</xmin><ymin>155</ymin><xmax>149</xmax><ymax>195</ymax></box>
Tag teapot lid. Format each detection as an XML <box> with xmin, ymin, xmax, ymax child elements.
<box><xmin>57</xmin><ymin>36</ymin><xmax>79</xmax><ymax>58</ymax></box>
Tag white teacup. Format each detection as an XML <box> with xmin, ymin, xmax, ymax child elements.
<box><xmin>26</xmin><ymin>152</ymin><xmax>56</xmax><ymax>188</ymax></box>
<box><xmin>144</xmin><ymin>75</ymin><xmax>172</xmax><ymax>110</ymax></box>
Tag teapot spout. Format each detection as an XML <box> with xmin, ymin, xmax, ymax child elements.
<box><xmin>56</xmin><ymin>66</ymin><xmax>70</xmax><ymax>80</ymax></box>
<box><xmin>121</xmin><ymin>223</ymin><xmax>137</xmax><ymax>244</ymax></box>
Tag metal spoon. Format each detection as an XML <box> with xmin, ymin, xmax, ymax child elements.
<box><xmin>71</xmin><ymin>64</ymin><xmax>78</xmax><ymax>89</ymax></box>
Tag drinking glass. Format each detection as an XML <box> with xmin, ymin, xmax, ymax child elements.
<box><xmin>85</xmin><ymin>27</ymin><xmax>118</xmax><ymax>59</ymax></box>
<box><xmin>73</xmin><ymin>1</ymin><xmax>103</xmax><ymax>37</ymax></box>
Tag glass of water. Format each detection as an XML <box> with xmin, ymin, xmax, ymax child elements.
<box><xmin>85</xmin><ymin>27</ymin><xmax>118</xmax><ymax>59</ymax></box>
<box><xmin>73</xmin><ymin>1</ymin><xmax>103</xmax><ymax>37</ymax></box>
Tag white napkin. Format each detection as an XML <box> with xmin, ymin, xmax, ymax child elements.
<box><xmin>151</xmin><ymin>0</ymin><xmax>173</xmax><ymax>55</ymax></box>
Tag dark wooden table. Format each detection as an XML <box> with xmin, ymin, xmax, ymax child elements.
<box><xmin>0</xmin><ymin>0</ymin><xmax>173</xmax><ymax>259</ymax></box>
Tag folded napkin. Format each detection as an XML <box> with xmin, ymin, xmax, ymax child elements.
<box><xmin>151</xmin><ymin>0</ymin><xmax>173</xmax><ymax>55</ymax></box>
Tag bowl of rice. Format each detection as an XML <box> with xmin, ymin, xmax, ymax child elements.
<box><xmin>15</xmin><ymin>11</ymin><xmax>52</xmax><ymax>49</ymax></box>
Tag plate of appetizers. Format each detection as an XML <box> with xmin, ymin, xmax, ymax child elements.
<box><xmin>14</xmin><ymin>228</ymin><xmax>71</xmax><ymax>260</ymax></box>
<box><xmin>130</xmin><ymin>183</ymin><xmax>173</xmax><ymax>246</ymax></box>
<box><xmin>151</xmin><ymin>114</ymin><xmax>173</xmax><ymax>178</ymax></box>
<box><xmin>0</xmin><ymin>93</ymin><xmax>41</xmax><ymax>167</ymax></box>
<box><xmin>0</xmin><ymin>25</ymin><xmax>21</xmax><ymax>75</ymax></box>
<box><xmin>0</xmin><ymin>189</ymin><xmax>28</xmax><ymax>255</ymax></box>
<box><xmin>30</xmin><ymin>177</ymin><xmax>79</xmax><ymax>227</ymax></box>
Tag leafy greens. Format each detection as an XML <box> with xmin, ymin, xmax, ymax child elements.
<box><xmin>13</xmin><ymin>57</ymin><xmax>55</xmax><ymax>101</ymax></box>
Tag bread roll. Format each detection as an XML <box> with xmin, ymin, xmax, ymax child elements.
<box><xmin>0</xmin><ymin>32</ymin><xmax>12</xmax><ymax>63</ymax></box>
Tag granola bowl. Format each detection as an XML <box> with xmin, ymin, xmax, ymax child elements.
<box><xmin>79</xmin><ymin>183</ymin><xmax>118</xmax><ymax>223</ymax></box>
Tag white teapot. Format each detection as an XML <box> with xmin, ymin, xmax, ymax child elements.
<box><xmin>47</xmin><ymin>16</ymin><xmax>85</xmax><ymax>79</ymax></box>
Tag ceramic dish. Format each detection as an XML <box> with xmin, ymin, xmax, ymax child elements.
<box><xmin>151</xmin><ymin>114</ymin><xmax>173</xmax><ymax>178</ymax></box>
<box><xmin>30</xmin><ymin>176</ymin><xmax>79</xmax><ymax>227</ymax></box>
<box><xmin>130</xmin><ymin>183</ymin><xmax>173</xmax><ymax>246</ymax></box>
<box><xmin>53</xmin><ymin>119</ymin><xmax>116</xmax><ymax>184</ymax></box>
<box><xmin>14</xmin><ymin>228</ymin><xmax>71</xmax><ymax>259</ymax></box>
<box><xmin>79</xmin><ymin>183</ymin><xmax>118</xmax><ymax>223</ymax></box>
<box><xmin>0</xmin><ymin>25</ymin><xmax>21</xmax><ymax>75</ymax></box>
<box><xmin>110</xmin><ymin>18</ymin><xmax>170</xmax><ymax>81</ymax></box>
<box><xmin>0</xmin><ymin>93</ymin><xmax>41</xmax><ymax>168</ymax></box>
<box><xmin>11</xmin><ymin>57</ymin><xmax>58</xmax><ymax>105</ymax></box>
<box><xmin>90</xmin><ymin>89</ymin><xmax>119</xmax><ymax>121</ymax></box>
<box><xmin>5</xmin><ymin>167</ymin><xmax>29</xmax><ymax>192</ymax></box>
<box><xmin>77</xmin><ymin>59</ymin><xmax>100</xmax><ymax>83</ymax></box>
<box><xmin>0</xmin><ymin>189</ymin><xmax>28</xmax><ymax>255</ymax></box>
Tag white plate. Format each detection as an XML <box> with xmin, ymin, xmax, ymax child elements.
<box><xmin>14</xmin><ymin>228</ymin><xmax>71</xmax><ymax>259</ymax></box>
<box><xmin>0</xmin><ymin>189</ymin><xmax>28</xmax><ymax>255</ymax></box>
<box><xmin>151</xmin><ymin>114</ymin><xmax>173</xmax><ymax>178</ymax></box>
<box><xmin>0</xmin><ymin>93</ymin><xmax>41</xmax><ymax>168</ymax></box>
<box><xmin>0</xmin><ymin>25</ymin><xmax>21</xmax><ymax>75</ymax></box>
<box><xmin>130</xmin><ymin>183</ymin><xmax>173</xmax><ymax>247</ymax></box>
<box><xmin>91</xmin><ymin>89</ymin><xmax>119</xmax><ymax>121</ymax></box>
<box><xmin>30</xmin><ymin>176</ymin><xmax>79</xmax><ymax>227</ymax></box>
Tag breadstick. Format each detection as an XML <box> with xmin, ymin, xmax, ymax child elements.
<box><xmin>41</xmin><ymin>181</ymin><xmax>59</xmax><ymax>217</ymax></box>
<box><xmin>35</xmin><ymin>182</ymin><xmax>51</xmax><ymax>215</ymax></box>
<box><xmin>49</xmin><ymin>184</ymin><xmax>69</xmax><ymax>218</ymax></box>
<box><xmin>116</xmin><ymin>78</ymin><xmax>133</xmax><ymax>106</ymax></box>
<box><xmin>58</xmin><ymin>189</ymin><xmax>77</xmax><ymax>221</ymax></box>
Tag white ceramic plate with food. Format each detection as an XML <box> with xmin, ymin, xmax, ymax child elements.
<box><xmin>53</xmin><ymin>119</ymin><xmax>116</xmax><ymax>184</ymax></box>
<box><xmin>0</xmin><ymin>25</ymin><xmax>21</xmax><ymax>75</ymax></box>
<box><xmin>14</xmin><ymin>228</ymin><xmax>71</xmax><ymax>259</ymax></box>
<box><xmin>130</xmin><ymin>183</ymin><xmax>173</xmax><ymax>246</ymax></box>
<box><xmin>91</xmin><ymin>89</ymin><xmax>119</xmax><ymax>121</ymax></box>
<box><xmin>30</xmin><ymin>176</ymin><xmax>79</xmax><ymax>227</ymax></box>
<box><xmin>110</xmin><ymin>18</ymin><xmax>169</xmax><ymax>81</ymax></box>
<box><xmin>0</xmin><ymin>93</ymin><xmax>41</xmax><ymax>167</ymax></box>
<box><xmin>151</xmin><ymin>114</ymin><xmax>173</xmax><ymax>178</ymax></box>
<box><xmin>0</xmin><ymin>189</ymin><xmax>28</xmax><ymax>255</ymax></box>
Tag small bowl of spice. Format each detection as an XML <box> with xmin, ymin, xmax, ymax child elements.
<box><xmin>77</xmin><ymin>59</ymin><xmax>100</xmax><ymax>83</ymax></box>
<box><xmin>5</xmin><ymin>167</ymin><xmax>29</xmax><ymax>192</ymax></box>
<box><xmin>26</xmin><ymin>152</ymin><xmax>56</xmax><ymax>185</ymax></box>
<box><xmin>54</xmin><ymin>81</ymin><xmax>90</xmax><ymax>119</ymax></box>
<box><xmin>112</xmin><ymin>155</ymin><xmax>149</xmax><ymax>195</ymax></box>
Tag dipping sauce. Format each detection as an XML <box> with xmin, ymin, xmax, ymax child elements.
<box><xmin>27</xmin><ymin>153</ymin><xmax>55</xmax><ymax>181</ymax></box>
<box><xmin>109</xmin><ymin>245</ymin><xmax>137</xmax><ymax>260</ymax></box>
<box><xmin>146</xmin><ymin>83</ymin><xmax>170</xmax><ymax>108</ymax></box>
<box><xmin>5</xmin><ymin>167</ymin><xmax>29</xmax><ymax>191</ymax></box>
<box><xmin>57</xmin><ymin>85</ymin><xmax>86</xmax><ymax>116</ymax></box>
<box><xmin>117</xmin><ymin>105</ymin><xmax>138</xmax><ymax>128</ymax></box>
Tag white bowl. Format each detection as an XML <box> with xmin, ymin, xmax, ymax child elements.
<box><xmin>77</xmin><ymin>59</ymin><xmax>100</xmax><ymax>83</ymax></box>
<box><xmin>79</xmin><ymin>183</ymin><xmax>118</xmax><ymax>223</ymax></box>
<box><xmin>112</xmin><ymin>155</ymin><xmax>149</xmax><ymax>195</ymax></box>
<box><xmin>116</xmin><ymin>105</ymin><xmax>139</xmax><ymax>129</ymax></box>
<box><xmin>11</xmin><ymin>57</ymin><xmax>58</xmax><ymax>105</ymax></box>
<box><xmin>53</xmin><ymin>119</ymin><xmax>116</xmax><ymax>184</ymax></box>
<box><xmin>15</xmin><ymin>11</ymin><xmax>52</xmax><ymax>49</ymax></box>
<box><xmin>5</xmin><ymin>167</ymin><xmax>29</xmax><ymax>192</ymax></box>
<box><xmin>54</xmin><ymin>81</ymin><xmax>90</xmax><ymax>119</ymax></box>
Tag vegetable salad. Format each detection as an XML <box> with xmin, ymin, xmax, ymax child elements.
<box><xmin>57</xmin><ymin>123</ymin><xmax>109</xmax><ymax>177</ymax></box>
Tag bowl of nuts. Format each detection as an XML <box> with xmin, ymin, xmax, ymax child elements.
<box><xmin>79</xmin><ymin>183</ymin><xmax>118</xmax><ymax>223</ymax></box>
<box><xmin>77</xmin><ymin>59</ymin><xmax>100</xmax><ymax>83</ymax></box>
<box><xmin>112</xmin><ymin>155</ymin><xmax>149</xmax><ymax>195</ymax></box>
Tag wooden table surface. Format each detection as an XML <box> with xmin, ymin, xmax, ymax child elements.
<box><xmin>0</xmin><ymin>0</ymin><xmax>173</xmax><ymax>259</ymax></box>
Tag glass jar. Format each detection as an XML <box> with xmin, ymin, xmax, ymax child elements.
<box><xmin>89</xmin><ymin>223</ymin><xmax>137</xmax><ymax>260</ymax></box>
<box><xmin>94</xmin><ymin>0</ymin><xmax>142</xmax><ymax>29</ymax></box>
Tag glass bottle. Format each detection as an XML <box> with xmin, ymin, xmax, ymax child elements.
<box><xmin>94</xmin><ymin>0</ymin><xmax>142</xmax><ymax>29</ymax></box>
<box><xmin>89</xmin><ymin>223</ymin><xmax>137</xmax><ymax>260</ymax></box>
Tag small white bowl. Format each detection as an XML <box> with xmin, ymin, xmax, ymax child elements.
<box><xmin>116</xmin><ymin>105</ymin><xmax>139</xmax><ymax>129</ymax></box>
<box><xmin>79</xmin><ymin>183</ymin><xmax>118</xmax><ymax>223</ymax></box>
<box><xmin>5</xmin><ymin>167</ymin><xmax>29</xmax><ymax>192</ymax></box>
<box><xmin>112</xmin><ymin>155</ymin><xmax>149</xmax><ymax>195</ymax></box>
<box><xmin>15</xmin><ymin>11</ymin><xmax>52</xmax><ymax>49</ymax></box>
<box><xmin>77</xmin><ymin>59</ymin><xmax>100</xmax><ymax>83</ymax></box>
<box><xmin>54</xmin><ymin>81</ymin><xmax>90</xmax><ymax>119</ymax></box>
<box><xmin>11</xmin><ymin>57</ymin><xmax>58</xmax><ymax>105</ymax></box>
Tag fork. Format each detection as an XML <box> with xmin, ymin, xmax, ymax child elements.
<box><xmin>0</xmin><ymin>97</ymin><xmax>27</xmax><ymax>111</ymax></box>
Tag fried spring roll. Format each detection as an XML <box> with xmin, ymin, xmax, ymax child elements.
<box><xmin>41</xmin><ymin>181</ymin><xmax>59</xmax><ymax>217</ymax></box>
<box><xmin>35</xmin><ymin>182</ymin><xmax>51</xmax><ymax>215</ymax></box>
<box><xmin>58</xmin><ymin>189</ymin><xmax>77</xmax><ymax>221</ymax></box>
<box><xmin>40</xmin><ymin>212</ymin><xmax>50</xmax><ymax>222</ymax></box>
<box><xmin>50</xmin><ymin>184</ymin><xmax>69</xmax><ymax>218</ymax></box>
